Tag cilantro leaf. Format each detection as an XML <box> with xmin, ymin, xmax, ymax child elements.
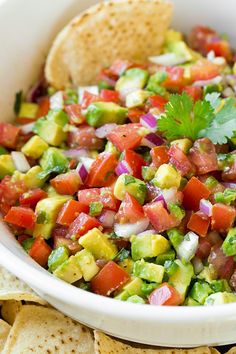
<box><xmin>205</xmin><ymin>92</ymin><xmax>221</xmax><ymax>110</ymax></box>
<box><xmin>199</xmin><ymin>97</ymin><xmax>236</xmax><ymax>144</ymax></box>
<box><xmin>158</xmin><ymin>93</ymin><xmax>214</xmax><ymax>140</ymax></box>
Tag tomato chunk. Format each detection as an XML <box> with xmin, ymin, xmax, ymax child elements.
<box><xmin>0</xmin><ymin>123</ymin><xmax>20</xmax><ymax>149</ymax></box>
<box><xmin>150</xmin><ymin>146</ymin><xmax>169</xmax><ymax>168</ymax></box>
<box><xmin>162</xmin><ymin>67</ymin><xmax>187</xmax><ymax>91</ymax></box>
<box><xmin>78</xmin><ymin>187</ymin><xmax>119</xmax><ymax>211</ymax></box>
<box><xmin>149</xmin><ymin>283</ymin><xmax>182</xmax><ymax>306</ymax></box>
<box><xmin>128</xmin><ymin>107</ymin><xmax>145</xmax><ymax>123</ymax></box>
<box><xmin>107</xmin><ymin>124</ymin><xmax>143</xmax><ymax>151</ymax></box>
<box><xmin>100</xmin><ymin>89</ymin><xmax>120</xmax><ymax>104</ymax></box>
<box><xmin>122</xmin><ymin>150</ymin><xmax>146</xmax><ymax>179</ymax></box>
<box><xmin>168</xmin><ymin>145</ymin><xmax>195</xmax><ymax>176</ymax></box>
<box><xmin>188</xmin><ymin>138</ymin><xmax>218</xmax><ymax>175</ymax></box>
<box><xmin>81</xmin><ymin>91</ymin><xmax>101</xmax><ymax>109</ymax></box>
<box><xmin>67</xmin><ymin>212</ymin><xmax>101</xmax><ymax>239</ymax></box>
<box><xmin>196</xmin><ymin>238</ymin><xmax>212</xmax><ymax>259</ymax></box>
<box><xmin>146</xmin><ymin>95</ymin><xmax>168</xmax><ymax>111</ymax></box>
<box><xmin>19</xmin><ymin>188</ymin><xmax>47</xmax><ymax>208</ymax></box>
<box><xmin>183</xmin><ymin>177</ymin><xmax>211</xmax><ymax>211</ymax></box>
<box><xmin>50</xmin><ymin>172</ymin><xmax>80</xmax><ymax>195</ymax></box>
<box><xmin>0</xmin><ymin>176</ymin><xmax>26</xmax><ymax>206</ymax></box>
<box><xmin>117</xmin><ymin>193</ymin><xmax>144</xmax><ymax>223</ymax></box>
<box><xmin>144</xmin><ymin>201</ymin><xmax>180</xmax><ymax>233</ymax></box>
<box><xmin>182</xmin><ymin>86</ymin><xmax>202</xmax><ymax>102</ymax></box>
<box><xmin>68</xmin><ymin>125</ymin><xmax>104</xmax><ymax>150</ymax></box>
<box><xmin>187</xmin><ymin>212</ymin><xmax>210</xmax><ymax>237</ymax></box>
<box><xmin>208</xmin><ymin>244</ymin><xmax>235</xmax><ymax>280</ymax></box>
<box><xmin>87</xmin><ymin>152</ymin><xmax>117</xmax><ymax>187</ymax></box>
<box><xmin>190</xmin><ymin>60</ymin><xmax>219</xmax><ymax>81</ymax></box>
<box><xmin>57</xmin><ymin>200</ymin><xmax>89</xmax><ymax>226</ymax></box>
<box><xmin>29</xmin><ymin>237</ymin><xmax>52</xmax><ymax>267</ymax></box>
<box><xmin>211</xmin><ymin>203</ymin><xmax>235</xmax><ymax>232</ymax></box>
<box><xmin>90</xmin><ymin>261</ymin><xmax>130</xmax><ymax>296</ymax></box>
<box><xmin>36</xmin><ymin>97</ymin><xmax>50</xmax><ymax>118</ymax></box>
<box><xmin>4</xmin><ymin>206</ymin><xmax>36</xmax><ymax>230</ymax></box>
<box><xmin>65</xmin><ymin>104</ymin><xmax>84</xmax><ymax>125</ymax></box>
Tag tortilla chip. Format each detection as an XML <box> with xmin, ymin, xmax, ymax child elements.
<box><xmin>45</xmin><ymin>0</ymin><xmax>173</xmax><ymax>89</ymax></box>
<box><xmin>210</xmin><ymin>349</ymin><xmax>220</xmax><ymax>354</ymax></box>
<box><xmin>2</xmin><ymin>305</ymin><xmax>94</xmax><ymax>353</ymax></box>
<box><xmin>0</xmin><ymin>320</ymin><xmax>11</xmax><ymax>352</ymax></box>
<box><xmin>0</xmin><ymin>266</ymin><xmax>46</xmax><ymax>305</ymax></box>
<box><xmin>94</xmin><ymin>331</ymin><xmax>213</xmax><ymax>354</ymax></box>
<box><xmin>1</xmin><ymin>300</ymin><xmax>22</xmax><ymax>325</ymax></box>
<box><xmin>226</xmin><ymin>348</ymin><xmax>236</xmax><ymax>354</ymax></box>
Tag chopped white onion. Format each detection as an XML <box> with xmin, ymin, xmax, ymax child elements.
<box><xmin>20</xmin><ymin>122</ymin><xmax>35</xmax><ymax>134</ymax></box>
<box><xmin>98</xmin><ymin>210</ymin><xmax>116</xmax><ymax>228</ymax></box>
<box><xmin>193</xmin><ymin>75</ymin><xmax>222</xmax><ymax>87</ymax></box>
<box><xmin>177</xmin><ymin>232</ymin><xmax>199</xmax><ymax>263</ymax></box>
<box><xmin>192</xmin><ymin>256</ymin><xmax>204</xmax><ymax>275</ymax></box>
<box><xmin>148</xmin><ymin>53</ymin><xmax>187</xmax><ymax>66</ymax></box>
<box><xmin>11</xmin><ymin>151</ymin><xmax>31</xmax><ymax>173</ymax></box>
<box><xmin>78</xmin><ymin>86</ymin><xmax>99</xmax><ymax>104</ymax></box>
<box><xmin>207</xmin><ymin>50</ymin><xmax>215</xmax><ymax>62</ymax></box>
<box><xmin>136</xmin><ymin>229</ymin><xmax>156</xmax><ymax>237</ymax></box>
<box><xmin>50</xmin><ymin>91</ymin><xmax>64</xmax><ymax>110</ymax></box>
<box><xmin>79</xmin><ymin>157</ymin><xmax>95</xmax><ymax>171</ymax></box>
<box><xmin>114</xmin><ymin>218</ymin><xmax>149</xmax><ymax>238</ymax></box>
<box><xmin>95</xmin><ymin>124</ymin><xmax>117</xmax><ymax>138</ymax></box>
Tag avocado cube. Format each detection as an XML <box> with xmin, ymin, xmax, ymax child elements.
<box><xmin>21</xmin><ymin>135</ymin><xmax>48</xmax><ymax>159</ymax></box>
<box><xmin>104</xmin><ymin>141</ymin><xmax>120</xmax><ymax>158</ymax></box>
<box><xmin>75</xmin><ymin>249</ymin><xmax>99</xmax><ymax>281</ymax></box>
<box><xmin>156</xmin><ymin>249</ymin><xmax>176</xmax><ymax>265</ymax></box>
<box><xmin>184</xmin><ymin>297</ymin><xmax>200</xmax><ymax>306</ymax></box>
<box><xmin>142</xmin><ymin>166</ymin><xmax>156</xmax><ymax>182</ymax></box>
<box><xmin>167</xmin><ymin>229</ymin><xmax>184</xmax><ymax>250</ymax></box>
<box><xmin>115</xmin><ymin>68</ymin><xmax>149</xmax><ymax>93</ymax></box>
<box><xmin>166</xmin><ymin>41</ymin><xmax>194</xmax><ymax>62</ymax></box>
<box><xmin>126</xmin><ymin>295</ymin><xmax>146</xmax><ymax>304</ymax></box>
<box><xmin>86</xmin><ymin>102</ymin><xmax>127</xmax><ymax>127</ymax></box>
<box><xmin>24</xmin><ymin>166</ymin><xmax>46</xmax><ymax>188</ymax></box>
<box><xmin>189</xmin><ymin>281</ymin><xmax>213</xmax><ymax>304</ymax></box>
<box><xmin>125</xmin><ymin>90</ymin><xmax>150</xmax><ymax>108</ymax></box>
<box><xmin>48</xmin><ymin>245</ymin><xmax>69</xmax><ymax>272</ymax></box>
<box><xmin>79</xmin><ymin>228</ymin><xmax>118</xmax><ymax>260</ymax></box>
<box><xmin>133</xmin><ymin>259</ymin><xmax>164</xmax><ymax>283</ymax></box>
<box><xmin>34</xmin><ymin>196</ymin><xmax>71</xmax><ymax>239</ymax></box>
<box><xmin>164</xmin><ymin>260</ymin><xmax>180</xmax><ymax>277</ymax></box>
<box><xmin>170</xmin><ymin>138</ymin><xmax>193</xmax><ymax>153</ymax></box>
<box><xmin>204</xmin><ymin>292</ymin><xmax>236</xmax><ymax>306</ymax></box>
<box><xmin>131</xmin><ymin>233</ymin><xmax>170</xmax><ymax>261</ymax></box>
<box><xmin>114</xmin><ymin>174</ymin><xmax>147</xmax><ymax>205</ymax></box>
<box><xmin>40</xmin><ymin>147</ymin><xmax>68</xmax><ymax>179</ymax></box>
<box><xmin>0</xmin><ymin>155</ymin><xmax>15</xmax><ymax>179</ymax></box>
<box><xmin>118</xmin><ymin>258</ymin><xmax>134</xmax><ymax>274</ymax></box>
<box><xmin>146</xmin><ymin>72</ymin><xmax>167</xmax><ymax>96</ymax></box>
<box><xmin>34</xmin><ymin>118</ymin><xmax>67</xmax><ymax>146</ymax></box>
<box><xmin>19</xmin><ymin>102</ymin><xmax>39</xmax><ymax>118</ymax></box>
<box><xmin>165</xmin><ymin>29</ymin><xmax>183</xmax><ymax>44</ymax></box>
<box><xmin>198</xmin><ymin>266</ymin><xmax>217</xmax><ymax>284</ymax></box>
<box><xmin>47</xmin><ymin>109</ymin><xmax>69</xmax><ymax>127</ymax></box>
<box><xmin>169</xmin><ymin>259</ymin><xmax>194</xmax><ymax>301</ymax></box>
<box><xmin>153</xmin><ymin>164</ymin><xmax>181</xmax><ymax>189</ymax></box>
<box><xmin>115</xmin><ymin>277</ymin><xmax>144</xmax><ymax>301</ymax></box>
<box><xmin>53</xmin><ymin>255</ymin><xmax>82</xmax><ymax>284</ymax></box>
<box><xmin>222</xmin><ymin>228</ymin><xmax>236</xmax><ymax>256</ymax></box>
<box><xmin>210</xmin><ymin>279</ymin><xmax>232</xmax><ymax>293</ymax></box>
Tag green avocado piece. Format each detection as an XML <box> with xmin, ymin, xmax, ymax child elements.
<box><xmin>48</xmin><ymin>245</ymin><xmax>69</xmax><ymax>272</ymax></box>
<box><xmin>34</xmin><ymin>196</ymin><xmax>71</xmax><ymax>239</ymax></box>
<box><xmin>33</xmin><ymin>118</ymin><xmax>67</xmax><ymax>146</ymax></box>
<box><xmin>86</xmin><ymin>102</ymin><xmax>127</xmax><ymax>127</ymax></box>
<box><xmin>167</xmin><ymin>229</ymin><xmax>184</xmax><ymax>251</ymax></box>
<box><xmin>198</xmin><ymin>266</ymin><xmax>217</xmax><ymax>283</ymax></box>
<box><xmin>21</xmin><ymin>135</ymin><xmax>48</xmax><ymax>159</ymax></box>
<box><xmin>146</xmin><ymin>72</ymin><xmax>167</xmax><ymax>96</ymax></box>
<box><xmin>125</xmin><ymin>90</ymin><xmax>151</xmax><ymax>108</ymax></box>
<box><xmin>115</xmin><ymin>277</ymin><xmax>144</xmax><ymax>301</ymax></box>
<box><xmin>153</xmin><ymin>164</ymin><xmax>181</xmax><ymax>189</ymax></box>
<box><xmin>53</xmin><ymin>255</ymin><xmax>82</xmax><ymax>284</ymax></box>
<box><xmin>126</xmin><ymin>295</ymin><xmax>146</xmax><ymax>304</ymax></box>
<box><xmin>165</xmin><ymin>30</ymin><xmax>183</xmax><ymax>44</ymax></box>
<box><xmin>115</xmin><ymin>68</ymin><xmax>149</xmax><ymax>93</ymax></box>
<box><xmin>170</xmin><ymin>138</ymin><xmax>193</xmax><ymax>154</ymax></box>
<box><xmin>156</xmin><ymin>249</ymin><xmax>176</xmax><ymax>265</ymax></box>
<box><xmin>204</xmin><ymin>292</ymin><xmax>236</xmax><ymax>306</ymax></box>
<box><xmin>142</xmin><ymin>166</ymin><xmax>156</xmax><ymax>182</ymax></box>
<box><xmin>0</xmin><ymin>155</ymin><xmax>15</xmax><ymax>179</ymax></box>
<box><xmin>131</xmin><ymin>233</ymin><xmax>170</xmax><ymax>261</ymax></box>
<box><xmin>210</xmin><ymin>279</ymin><xmax>232</xmax><ymax>293</ymax></box>
<box><xmin>19</xmin><ymin>102</ymin><xmax>39</xmax><ymax>118</ymax></box>
<box><xmin>168</xmin><ymin>260</ymin><xmax>194</xmax><ymax>301</ymax></box>
<box><xmin>222</xmin><ymin>228</ymin><xmax>236</xmax><ymax>256</ymax></box>
<box><xmin>104</xmin><ymin>141</ymin><xmax>120</xmax><ymax>158</ymax></box>
<box><xmin>189</xmin><ymin>281</ymin><xmax>213</xmax><ymax>304</ymax></box>
<box><xmin>39</xmin><ymin>147</ymin><xmax>68</xmax><ymax>179</ymax></box>
<box><xmin>114</xmin><ymin>174</ymin><xmax>147</xmax><ymax>205</ymax></box>
<box><xmin>166</xmin><ymin>41</ymin><xmax>194</xmax><ymax>62</ymax></box>
<box><xmin>184</xmin><ymin>297</ymin><xmax>200</xmax><ymax>306</ymax></box>
<box><xmin>164</xmin><ymin>260</ymin><xmax>180</xmax><ymax>277</ymax></box>
<box><xmin>75</xmin><ymin>249</ymin><xmax>99</xmax><ymax>281</ymax></box>
<box><xmin>118</xmin><ymin>257</ymin><xmax>134</xmax><ymax>274</ymax></box>
<box><xmin>133</xmin><ymin>259</ymin><xmax>164</xmax><ymax>283</ymax></box>
<box><xmin>25</xmin><ymin>166</ymin><xmax>47</xmax><ymax>188</ymax></box>
<box><xmin>46</xmin><ymin>109</ymin><xmax>69</xmax><ymax>127</ymax></box>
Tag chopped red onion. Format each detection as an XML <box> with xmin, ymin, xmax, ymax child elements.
<box><xmin>153</xmin><ymin>194</ymin><xmax>168</xmax><ymax>209</ymax></box>
<box><xmin>114</xmin><ymin>218</ymin><xmax>149</xmax><ymax>238</ymax></box>
<box><xmin>199</xmin><ymin>199</ymin><xmax>212</xmax><ymax>217</ymax></box>
<box><xmin>50</xmin><ymin>91</ymin><xmax>64</xmax><ymax>110</ymax></box>
<box><xmin>79</xmin><ymin>157</ymin><xmax>95</xmax><ymax>171</ymax></box>
<box><xmin>26</xmin><ymin>79</ymin><xmax>46</xmax><ymax>103</ymax></box>
<box><xmin>115</xmin><ymin>160</ymin><xmax>132</xmax><ymax>176</ymax></box>
<box><xmin>141</xmin><ymin>133</ymin><xmax>164</xmax><ymax>148</ymax></box>
<box><xmin>20</xmin><ymin>122</ymin><xmax>35</xmax><ymax>134</ymax></box>
<box><xmin>11</xmin><ymin>151</ymin><xmax>31</xmax><ymax>173</ymax></box>
<box><xmin>95</xmin><ymin>124</ymin><xmax>117</xmax><ymax>138</ymax></box>
<box><xmin>76</xmin><ymin>163</ymin><xmax>88</xmax><ymax>183</ymax></box>
<box><xmin>140</xmin><ymin>113</ymin><xmax>157</xmax><ymax>132</ymax></box>
<box><xmin>193</xmin><ymin>75</ymin><xmax>222</xmax><ymax>87</ymax></box>
<box><xmin>78</xmin><ymin>86</ymin><xmax>99</xmax><ymax>104</ymax></box>
<box><xmin>63</xmin><ymin>148</ymin><xmax>90</xmax><ymax>160</ymax></box>
<box><xmin>98</xmin><ymin>210</ymin><xmax>116</xmax><ymax>228</ymax></box>
<box><xmin>222</xmin><ymin>182</ymin><xmax>236</xmax><ymax>189</ymax></box>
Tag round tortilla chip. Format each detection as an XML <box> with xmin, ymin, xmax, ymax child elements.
<box><xmin>226</xmin><ymin>348</ymin><xmax>236</xmax><ymax>354</ymax></box>
<box><xmin>45</xmin><ymin>0</ymin><xmax>173</xmax><ymax>89</ymax></box>
<box><xmin>0</xmin><ymin>320</ymin><xmax>11</xmax><ymax>352</ymax></box>
<box><xmin>1</xmin><ymin>300</ymin><xmax>22</xmax><ymax>326</ymax></box>
<box><xmin>2</xmin><ymin>305</ymin><xmax>94</xmax><ymax>353</ymax></box>
<box><xmin>94</xmin><ymin>331</ymin><xmax>213</xmax><ymax>354</ymax></box>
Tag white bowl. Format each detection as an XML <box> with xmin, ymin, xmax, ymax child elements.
<box><xmin>0</xmin><ymin>0</ymin><xmax>236</xmax><ymax>347</ymax></box>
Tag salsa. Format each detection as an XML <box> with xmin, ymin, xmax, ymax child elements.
<box><xmin>1</xmin><ymin>25</ymin><xmax>236</xmax><ymax>306</ymax></box>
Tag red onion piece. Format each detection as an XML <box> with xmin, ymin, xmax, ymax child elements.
<box><xmin>222</xmin><ymin>182</ymin><xmax>236</xmax><ymax>189</ymax></box>
<box><xmin>76</xmin><ymin>163</ymin><xmax>88</xmax><ymax>183</ymax></box>
<box><xmin>115</xmin><ymin>160</ymin><xmax>132</xmax><ymax>176</ymax></box>
<box><xmin>98</xmin><ymin>210</ymin><xmax>116</xmax><ymax>228</ymax></box>
<box><xmin>140</xmin><ymin>113</ymin><xmax>157</xmax><ymax>132</ymax></box>
<box><xmin>141</xmin><ymin>133</ymin><xmax>164</xmax><ymax>148</ymax></box>
<box><xmin>63</xmin><ymin>148</ymin><xmax>90</xmax><ymax>160</ymax></box>
<box><xmin>95</xmin><ymin>123</ymin><xmax>117</xmax><ymax>138</ymax></box>
<box><xmin>199</xmin><ymin>199</ymin><xmax>212</xmax><ymax>217</ymax></box>
<box><xmin>26</xmin><ymin>79</ymin><xmax>46</xmax><ymax>103</ymax></box>
<box><xmin>153</xmin><ymin>194</ymin><xmax>168</xmax><ymax>209</ymax></box>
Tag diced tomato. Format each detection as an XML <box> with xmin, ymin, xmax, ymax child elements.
<box><xmin>0</xmin><ymin>176</ymin><xmax>26</xmax><ymax>206</ymax></box>
<box><xmin>0</xmin><ymin>203</ymin><xmax>11</xmax><ymax>216</ymax></box>
<box><xmin>90</xmin><ymin>261</ymin><xmax>130</xmax><ymax>296</ymax></box>
<box><xmin>53</xmin><ymin>235</ymin><xmax>82</xmax><ymax>255</ymax></box>
<box><xmin>122</xmin><ymin>150</ymin><xmax>146</xmax><ymax>179</ymax></box>
<box><xmin>117</xmin><ymin>193</ymin><xmax>144</xmax><ymax>223</ymax></box>
<box><xmin>230</xmin><ymin>270</ymin><xmax>236</xmax><ymax>291</ymax></box>
<box><xmin>67</xmin><ymin>212</ymin><xmax>101</xmax><ymax>239</ymax></box>
<box><xmin>168</xmin><ymin>145</ymin><xmax>195</xmax><ymax>176</ymax></box>
<box><xmin>19</xmin><ymin>188</ymin><xmax>47</xmax><ymax>208</ymax></box>
<box><xmin>190</xmin><ymin>60</ymin><xmax>219</xmax><ymax>81</ymax></box>
<box><xmin>65</xmin><ymin>104</ymin><xmax>84</xmax><ymax>125</ymax></box>
<box><xmin>36</xmin><ymin>96</ymin><xmax>50</xmax><ymax>118</ymax></box>
<box><xmin>107</xmin><ymin>124</ymin><xmax>143</xmax><ymax>151</ymax></box>
<box><xmin>52</xmin><ymin>225</ymin><xmax>68</xmax><ymax>238</ymax></box>
<box><xmin>57</xmin><ymin>200</ymin><xmax>89</xmax><ymax>226</ymax></box>
<box><xmin>208</xmin><ymin>244</ymin><xmax>235</xmax><ymax>280</ymax></box>
<box><xmin>162</xmin><ymin>67</ymin><xmax>187</xmax><ymax>91</ymax></box>
<box><xmin>196</xmin><ymin>238</ymin><xmax>212</xmax><ymax>259</ymax></box>
<box><xmin>78</xmin><ymin>187</ymin><xmax>119</xmax><ymax>211</ymax></box>
<box><xmin>50</xmin><ymin>172</ymin><xmax>80</xmax><ymax>195</ymax></box>
<box><xmin>15</xmin><ymin>116</ymin><xmax>36</xmax><ymax>124</ymax></box>
<box><xmin>188</xmin><ymin>138</ymin><xmax>218</xmax><ymax>175</ymax></box>
<box><xmin>211</xmin><ymin>203</ymin><xmax>235</xmax><ymax>232</ymax></box>
<box><xmin>181</xmin><ymin>86</ymin><xmax>203</xmax><ymax>102</ymax></box>
<box><xmin>68</xmin><ymin>125</ymin><xmax>104</xmax><ymax>150</ymax></box>
<box><xmin>149</xmin><ymin>283</ymin><xmax>182</xmax><ymax>306</ymax></box>
<box><xmin>86</xmin><ymin>152</ymin><xmax>117</xmax><ymax>187</ymax></box>
<box><xmin>146</xmin><ymin>95</ymin><xmax>168</xmax><ymax>111</ymax></box>
<box><xmin>28</xmin><ymin>237</ymin><xmax>52</xmax><ymax>267</ymax></box>
<box><xmin>0</xmin><ymin>123</ymin><xmax>20</xmax><ymax>149</ymax></box>
<box><xmin>18</xmin><ymin>234</ymin><xmax>31</xmax><ymax>245</ymax></box>
<box><xmin>128</xmin><ymin>107</ymin><xmax>146</xmax><ymax>123</ymax></box>
<box><xmin>183</xmin><ymin>177</ymin><xmax>211</xmax><ymax>211</ymax></box>
<box><xmin>81</xmin><ymin>91</ymin><xmax>101</xmax><ymax>109</ymax></box>
<box><xmin>100</xmin><ymin>89</ymin><xmax>120</xmax><ymax>104</ymax></box>
<box><xmin>188</xmin><ymin>26</ymin><xmax>217</xmax><ymax>54</ymax></box>
<box><xmin>205</xmin><ymin>40</ymin><xmax>232</xmax><ymax>61</ymax></box>
<box><xmin>187</xmin><ymin>212</ymin><xmax>210</xmax><ymax>237</ymax></box>
<box><xmin>4</xmin><ymin>206</ymin><xmax>36</xmax><ymax>230</ymax></box>
<box><xmin>222</xmin><ymin>154</ymin><xmax>236</xmax><ymax>181</ymax></box>
<box><xmin>109</xmin><ymin>59</ymin><xmax>132</xmax><ymax>76</ymax></box>
<box><xmin>99</xmin><ymin>68</ymin><xmax>118</xmax><ymax>87</ymax></box>
<box><xmin>144</xmin><ymin>201</ymin><xmax>180</xmax><ymax>233</ymax></box>
<box><xmin>150</xmin><ymin>146</ymin><xmax>169</xmax><ymax>168</ymax></box>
